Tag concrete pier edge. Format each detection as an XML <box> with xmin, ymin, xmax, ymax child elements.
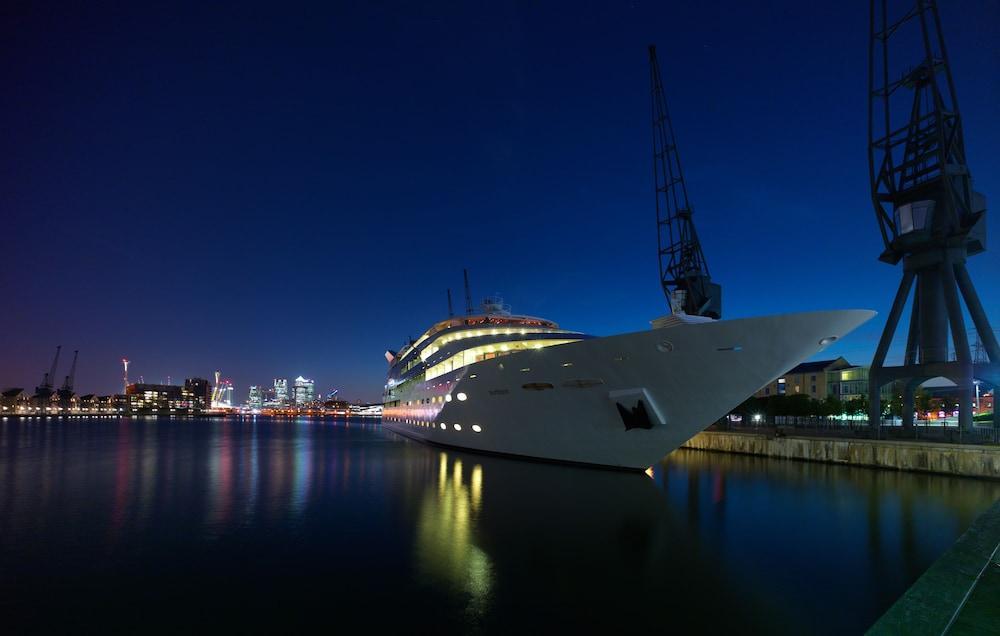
<box><xmin>867</xmin><ymin>497</ymin><xmax>1000</xmax><ymax>635</ymax></box>
<box><xmin>681</xmin><ymin>431</ymin><xmax>1000</xmax><ymax>479</ymax></box>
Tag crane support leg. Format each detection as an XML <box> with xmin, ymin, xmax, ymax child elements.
<box><xmin>869</xmin><ymin>270</ymin><xmax>915</xmax><ymax>433</ymax></box>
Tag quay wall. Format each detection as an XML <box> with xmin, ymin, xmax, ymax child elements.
<box><xmin>681</xmin><ymin>431</ymin><xmax>1000</xmax><ymax>479</ymax></box>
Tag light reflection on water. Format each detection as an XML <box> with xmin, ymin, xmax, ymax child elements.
<box><xmin>0</xmin><ymin>417</ymin><xmax>997</xmax><ymax>634</ymax></box>
<box><xmin>416</xmin><ymin>454</ymin><xmax>492</xmax><ymax>618</ymax></box>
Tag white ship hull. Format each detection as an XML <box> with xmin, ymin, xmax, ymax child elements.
<box><xmin>384</xmin><ymin>309</ymin><xmax>874</xmax><ymax>470</ymax></box>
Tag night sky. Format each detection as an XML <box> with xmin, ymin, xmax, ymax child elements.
<box><xmin>2</xmin><ymin>1</ymin><xmax>998</xmax><ymax>402</ymax></box>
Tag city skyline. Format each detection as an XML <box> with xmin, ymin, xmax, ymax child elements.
<box><xmin>2</xmin><ymin>2</ymin><xmax>998</xmax><ymax>403</ymax></box>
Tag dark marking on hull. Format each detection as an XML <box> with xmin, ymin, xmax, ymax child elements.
<box><xmin>617</xmin><ymin>400</ymin><xmax>654</xmax><ymax>430</ymax></box>
<box><xmin>522</xmin><ymin>382</ymin><xmax>555</xmax><ymax>391</ymax></box>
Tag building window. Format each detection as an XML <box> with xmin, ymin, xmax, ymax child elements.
<box><xmin>811</xmin><ymin>385</ymin><xmax>816</xmax><ymax>393</ymax></box>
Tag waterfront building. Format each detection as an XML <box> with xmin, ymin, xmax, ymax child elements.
<box><xmin>248</xmin><ymin>385</ymin><xmax>263</xmax><ymax>409</ymax></box>
<box><xmin>1</xmin><ymin>388</ymin><xmax>28</xmax><ymax>414</ymax></box>
<box><xmin>975</xmin><ymin>390</ymin><xmax>994</xmax><ymax>415</ymax></box>
<box><xmin>126</xmin><ymin>383</ymin><xmax>204</xmax><ymax>415</ymax></box>
<box><xmin>828</xmin><ymin>366</ymin><xmax>876</xmax><ymax>402</ymax></box>
<box><xmin>274</xmin><ymin>378</ymin><xmax>288</xmax><ymax>406</ymax></box>
<box><xmin>755</xmin><ymin>358</ymin><xmax>851</xmax><ymax>399</ymax></box>
<box><xmin>185</xmin><ymin>378</ymin><xmax>211</xmax><ymax>411</ymax></box>
<box><xmin>101</xmin><ymin>395</ymin><xmax>129</xmax><ymax>414</ymax></box>
<box><xmin>78</xmin><ymin>394</ymin><xmax>97</xmax><ymax>412</ymax></box>
<box><xmin>293</xmin><ymin>376</ymin><xmax>315</xmax><ymax>406</ymax></box>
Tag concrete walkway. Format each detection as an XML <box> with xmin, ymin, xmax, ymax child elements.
<box><xmin>682</xmin><ymin>431</ymin><xmax>1000</xmax><ymax>479</ymax></box>
<box><xmin>869</xmin><ymin>498</ymin><xmax>1000</xmax><ymax>635</ymax></box>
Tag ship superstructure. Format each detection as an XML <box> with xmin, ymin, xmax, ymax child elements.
<box><xmin>383</xmin><ymin>296</ymin><xmax>589</xmax><ymax>422</ymax></box>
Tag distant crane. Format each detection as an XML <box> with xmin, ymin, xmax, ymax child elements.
<box><xmin>463</xmin><ymin>269</ymin><xmax>474</xmax><ymax>315</ymax></box>
<box><xmin>866</xmin><ymin>0</ymin><xmax>997</xmax><ymax>433</ymax></box>
<box><xmin>35</xmin><ymin>345</ymin><xmax>62</xmax><ymax>401</ymax></box>
<box><xmin>648</xmin><ymin>45</ymin><xmax>721</xmax><ymax>319</ymax></box>
<box><xmin>212</xmin><ymin>370</ymin><xmax>222</xmax><ymax>406</ymax></box>
<box><xmin>57</xmin><ymin>350</ymin><xmax>78</xmax><ymax>405</ymax></box>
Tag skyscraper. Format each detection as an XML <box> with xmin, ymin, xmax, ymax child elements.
<box><xmin>274</xmin><ymin>378</ymin><xmax>288</xmax><ymax>406</ymax></box>
<box><xmin>248</xmin><ymin>385</ymin><xmax>263</xmax><ymax>409</ymax></box>
<box><xmin>293</xmin><ymin>376</ymin><xmax>315</xmax><ymax>406</ymax></box>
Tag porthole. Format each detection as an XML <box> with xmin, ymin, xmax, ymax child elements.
<box><xmin>472</xmin><ymin>425</ymin><xmax>482</xmax><ymax>433</ymax></box>
<box><xmin>656</xmin><ymin>341</ymin><xmax>674</xmax><ymax>353</ymax></box>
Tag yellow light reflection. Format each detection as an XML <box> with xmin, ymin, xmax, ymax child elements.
<box><xmin>416</xmin><ymin>454</ymin><xmax>493</xmax><ymax>617</ymax></box>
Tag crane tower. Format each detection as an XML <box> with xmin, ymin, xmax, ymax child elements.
<box><xmin>648</xmin><ymin>45</ymin><xmax>721</xmax><ymax>318</ymax></box>
<box><xmin>866</xmin><ymin>0</ymin><xmax>998</xmax><ymax>431</ymax></box>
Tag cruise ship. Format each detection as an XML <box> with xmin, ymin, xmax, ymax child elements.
<box><xmin>382</xmin><ymin>296</ymin><xmax>874</xmax><ymax>470</ymax></box>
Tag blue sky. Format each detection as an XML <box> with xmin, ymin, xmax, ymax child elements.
<box><xmin>2</xmin><ymin>1</ymin><xmax>997</xmax><ymax>401</ymax></box>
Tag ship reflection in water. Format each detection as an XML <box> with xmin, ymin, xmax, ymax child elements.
<box><xmin>0</xmin><ymin>417</ymin><xmax>997</xmax><ymax>634</ymax></box>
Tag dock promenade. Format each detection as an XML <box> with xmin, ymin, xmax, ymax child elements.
<box><xmin>682</xmin><ymin>430</ymin><xmax>1000</xmax><ymax>479</ymax></box>
<box><xmin>868</xmin><ymin>497</ymin><xmax>1000</xmax><ymax>634</ymax></box>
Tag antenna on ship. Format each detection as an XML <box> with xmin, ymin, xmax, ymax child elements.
<box><xmin>463</xmin><ymin>269</ymin><xmax>473</xmax><ymax>315</ymax></box>
<box><xmin>649</xmin><ymin>45</ymin><xmax>722</xmax><ymax>319</ymax></box>
<box><xmin>447</xmin><ymin>289</ymin><xmax>454</xmax><ymax>317</ymax></box>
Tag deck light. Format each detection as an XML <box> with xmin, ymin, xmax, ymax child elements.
<box><xmin>457</xmin><ymin>393</ymin><xmax>467</xmax><ymax>401</ymax></box>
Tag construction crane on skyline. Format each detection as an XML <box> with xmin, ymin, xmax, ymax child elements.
<box><xmin>648</xmin><ymin>45</ymin><xmax>721</xmax><ymax>319</ymax></box>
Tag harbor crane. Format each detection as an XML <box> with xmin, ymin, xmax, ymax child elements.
<box><xmin>866</xmin><ymin>0</ymin><xmax>998</xmax><ymax>432</ymax></box>
<box><xmin>35</xmin><ymin>345</ymin><xmax>62</xmax><ymax>401</ymax></box>
<box><xmin>648</xmin><ymin>45</ymin><xmax>721</xmax><ymax>318</ymax></box>
<box><xmin>58</xmin><ymin>350</ymin><xmax>78</xmax><ymax>398</ymax></box>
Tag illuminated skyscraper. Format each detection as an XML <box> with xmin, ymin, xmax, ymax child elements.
<box><xmin>274</xmin><ymin>378</ymin><xmax>288</xmax><ymax>406</ymax></box>
<box><xmin>293</xmin><ymin>376</ymin><xmax>315</xmax><ymax>406</ymax></box>
<box><xmin>248</xmin><ymin>385</ymin><xmax>263</xmax><ymax>409</ymax></box>
<box><xmin>218</xmin><ymin>380</ymin><xmax>234</xmax><ymax>408</ymax></box>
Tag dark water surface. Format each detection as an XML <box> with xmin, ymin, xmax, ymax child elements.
<box><xmin>1</xmin><ymin>417</ymin><xmax>997</xmax><ymax>634</ymax></box>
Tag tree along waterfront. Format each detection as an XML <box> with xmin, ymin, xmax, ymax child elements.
<box><xmin>731</xmin><ymin>392</ymin><xmax>993</xmax><ymax>424</ymax></box>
